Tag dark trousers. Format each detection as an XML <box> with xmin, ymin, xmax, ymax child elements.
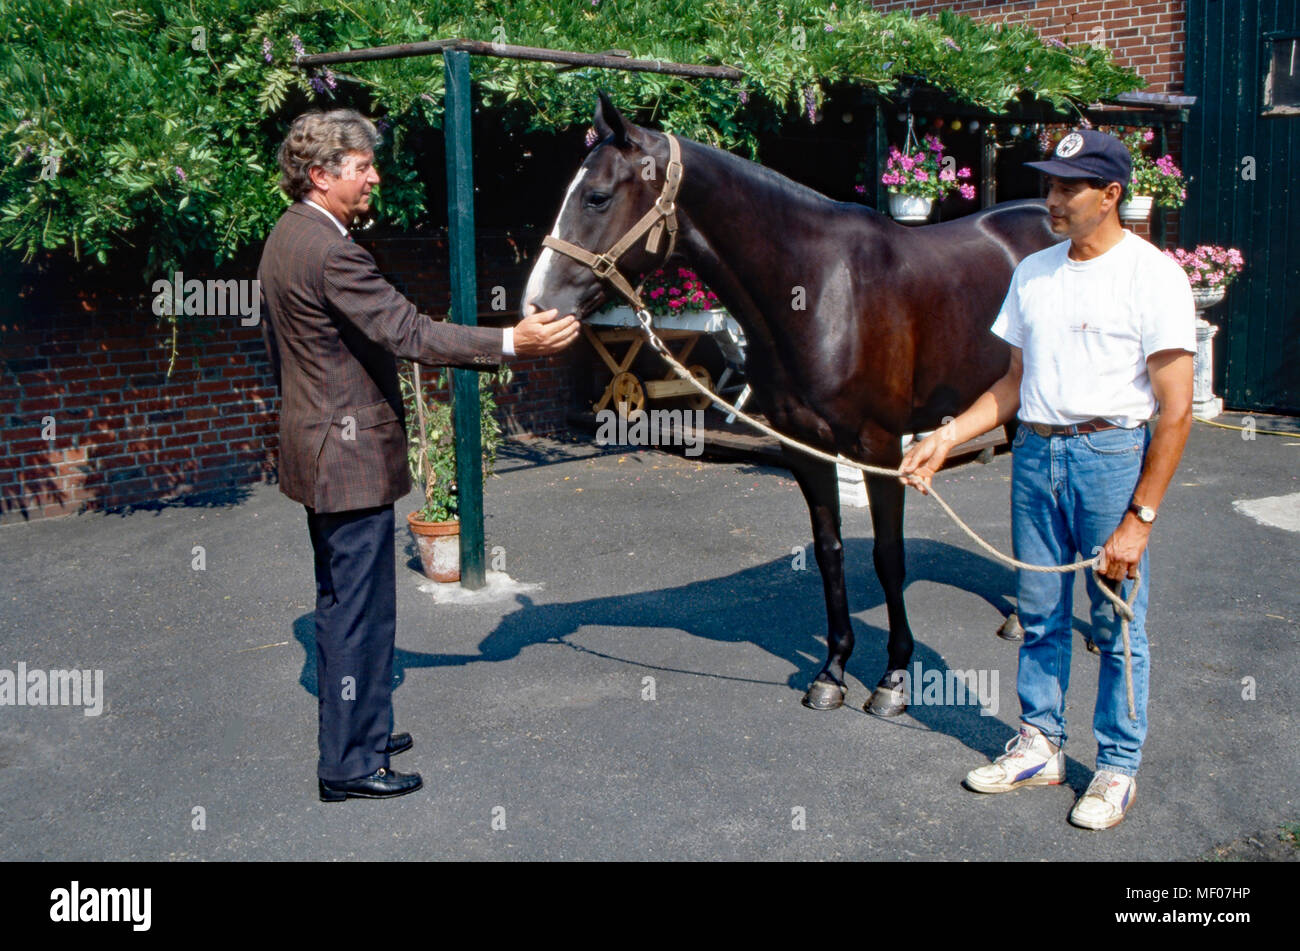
<box><xmin>305</xmin><ymin>503</ymin><xmax>396</xmax><ymax>781</ymax></box>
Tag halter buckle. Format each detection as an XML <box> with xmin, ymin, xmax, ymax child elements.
<box><xmin>655</xmin><ymin>196</ymin><xmax>676</xmax><ymax>217</ymax></box>
<box><xmin>591</xmin><ymin>253</ymin><xmax>619</xmax><ymax>279</ymax></box>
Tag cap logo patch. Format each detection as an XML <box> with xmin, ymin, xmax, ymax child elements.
<box><xmin>1056</xmin><ymin>133</ymin><xmax>1084</xmax><ymax>158</ymax></box>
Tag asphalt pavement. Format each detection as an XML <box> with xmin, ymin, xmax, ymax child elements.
<box><xmin>0</xmin><ymin>416</ymin><xmax>1296</xmax><ymax>861</ymax></box>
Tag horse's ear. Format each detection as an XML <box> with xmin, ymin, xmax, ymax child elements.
<box><xmin>594</xmin><ymin>90</ymin><xmax>629</xmax><ymax>147</ymax></box>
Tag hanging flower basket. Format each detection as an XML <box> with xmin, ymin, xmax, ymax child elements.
<box><xmin>1119</xmin><ymin>195</ymin><xmax>1153</xmax><ymax>221</ymax></box>
<box><xmin>888</xmin><ymin>193</ymin><xmax>934</xmax><ymax>223</ymax></box>
<box><xmin>879</xmin><ymin>126</ymin><xmax>975</xmax><ymax>223</ymax></box>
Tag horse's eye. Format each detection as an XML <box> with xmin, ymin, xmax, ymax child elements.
<box><xmin>585</xmin><ymin>192</ymin><xmax>611</xmax><ymax>208</ymax></box>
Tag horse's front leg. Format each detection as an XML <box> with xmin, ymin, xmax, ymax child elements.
<box><xmin>787</xmin><ymin>454</ymin><xmax>854</xmax><ymax>711</ymax></box>
<box><xmin>864</xmin><ymin>472</ymin><xmax>915</xmax><ymax>717</ymax></box>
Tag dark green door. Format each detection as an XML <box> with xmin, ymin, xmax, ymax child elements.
<box><xmin>1184</xmin><ymin>0</ymin><xmax>1300</xmax><ymax>413</ymax></box>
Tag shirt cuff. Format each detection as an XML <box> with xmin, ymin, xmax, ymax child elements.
<box><xmin>502</xmin><ymin>327</ymin><xmax>515</xmax><ymax>357</ymax></box>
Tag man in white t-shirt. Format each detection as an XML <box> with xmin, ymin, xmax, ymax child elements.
<box><xmin>899</xmin><ymin>129</ymin><xmax>1195</xmax><ymax>830</ymax></box>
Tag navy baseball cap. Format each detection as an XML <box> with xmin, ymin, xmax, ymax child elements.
<box><xmin>1026</xmin><ymin>129</ymin><xmax>1131</xmax><ymax>186</ymax></box>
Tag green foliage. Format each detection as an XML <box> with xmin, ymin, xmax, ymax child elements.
<box><xmin>0</xmin><ymin>0</ymin><xmax>1144</xmax><ymax>282</ymax></box>
<box><xmin>402</xmin><ymin>365</ymin><xmax>511</xmax><ymax>523</ymax></box>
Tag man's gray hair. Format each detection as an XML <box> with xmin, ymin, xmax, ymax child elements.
<box><xmin>276</xmin><ymin>109</ymin><xmax>382</xmax><ymax>200</ymax></box>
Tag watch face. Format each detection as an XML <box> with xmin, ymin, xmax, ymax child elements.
<box><xmin>1136</xmin><ymin>505</ymin><xmax>1156</xmax><ymax>523</ymax></box>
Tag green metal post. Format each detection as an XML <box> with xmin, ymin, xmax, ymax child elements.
<box><xmin>444</xmin><ymin>50</ymin><xmax>486</xmax><ymax>589</ymax></box>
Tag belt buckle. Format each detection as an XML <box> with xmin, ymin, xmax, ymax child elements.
<box><xmin>1030</xmin><ymin>423</ymin><xmax>1053</xmax><ymax>438</ymax></box>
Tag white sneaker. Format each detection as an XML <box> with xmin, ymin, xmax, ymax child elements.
<box><xmin>965</xmin><ymin>724</ymin><xmax>1065</xmax><ymax>793</ymax></box>
<box><xmin>1069</xmin><ymin>769</ymin><xmax>1136</xmax><ymax>830</ymax></box>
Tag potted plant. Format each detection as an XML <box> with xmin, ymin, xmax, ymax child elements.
<box><xmin>639</xmin><ymin>265</ymin><xmax>722</xmax><ymax>316</ymax></box>
<box><xmin>402</xmin><ymin>364</ymin><xmax>512</xmax><ymax>582</ymax></box>
<box><xmin>879</xmin><ymin>134</ymin><xmax>975</xmax><ymax>223</ymax></box>
<box><xmin>1163</xmin><ymin>244</ymin><xmax>1245</xmax><ymax>419</ymax></box>
<box><xmin>1117</xmin><ymin>128</ymin><xmax>1186</xmax><ymax>220</ymax></box>
<box><xmin>1163</xmin><ymin>244</ymin><xmax>1245</xmax><ymax>311</ymax></box>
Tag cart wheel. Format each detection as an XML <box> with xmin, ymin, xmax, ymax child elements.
<box><xmin>686</xmin><ymin>365</ymin><xmax>713</xmax><ymax>411</ymax></box>
<box><xmin>610</xmin><ymin>371</ymin><xmax>646</xmax><ymax>414</ymax></box>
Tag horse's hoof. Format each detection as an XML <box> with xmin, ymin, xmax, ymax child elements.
<box><xmin>997</xmin><ymin>612</ymin><xmax>1025</xmax><ymax>642</ymax></box>
<box><xmin>802</xmin><ymin>680</ymin><xmax>846</xmax><ymax>710</ymax></box>
<box><xmin>865</xmin><ymin>673</ymin><xmax>908</xmax><ymax>717</ymax></box>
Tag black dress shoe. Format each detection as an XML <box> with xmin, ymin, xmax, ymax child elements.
<box><xmin>386</xmin><ymin>732</ymin><xmax>413</xmax><ymax>756</ymax></box>
<box><xmin>319</xmin><ymin>767</ymin><xmax>422</xmax><ymax>803</ymax></box>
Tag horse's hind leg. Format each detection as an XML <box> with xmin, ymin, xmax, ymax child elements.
<box><xmin>786</xmin><ymin>453</ymin><xmax>854</xmax><ymax>711</ymax></box>
<box><xmin>864</xmin><ymin>472</ymin><xmax>915</xmax><ymax>717</ymax></box>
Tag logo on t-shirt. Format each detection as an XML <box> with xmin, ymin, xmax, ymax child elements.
<box><xmin>1056</xmin><ymin>133</ymin><xmax>1084</xmax><ymax>158</ymax></box>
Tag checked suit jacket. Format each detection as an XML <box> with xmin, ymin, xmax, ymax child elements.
<box><xmin>257</xmin><ymin>203</ymin><xmax>504</xmax><ymax>513</ymax></box>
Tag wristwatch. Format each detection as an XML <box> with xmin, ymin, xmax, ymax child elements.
<box><xmin>1128</xmin><ymin>502</ymin><xmax>1157</xmax><ymax>524</ymax></box>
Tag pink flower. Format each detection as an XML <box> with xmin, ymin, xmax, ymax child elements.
<box><xmin>957</xmin><ymin>167</ymin><xmax>972</xmax><ymax>179</ymax></box>
<box><xmin>668</xmin><ymin>287</ymin><xmax>680</xmax><ymax>297</ymax></box>
<box><xmin>940</xmin><ymin>167</ymin><xmax>956</xmax><ymax>183</ymax></box>
<box><xmin>1143</xmin><ymin>130</ymin><xmax>1154</xmax><ymax>142</ymax></box>
<box><xmin>913</xmin><ymin>169</ymin><xmax>929</xmax><ymax>182</ymax></box>
<box><xmin>959</xmin><ymin>183</ymin><xmax>976</xmax><ymax>200</ymax></box>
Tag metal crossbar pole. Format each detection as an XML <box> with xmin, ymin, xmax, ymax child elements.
<box><xmin>297</xmin><ymin>38</ymin><xmax>743</xmax><ymax>79</ymax></box>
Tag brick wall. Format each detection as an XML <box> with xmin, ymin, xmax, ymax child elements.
<box><xmin>0</xmin><ymin>267</ymin><xmax>278</xmax><ymax>523</ymax></box>
<box><xmin>0</xmin><ymin>228</ymin><xmax>573</xmax><ymax>525</ymax></box>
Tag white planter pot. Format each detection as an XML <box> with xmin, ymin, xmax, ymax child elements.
<box><xmin>888</xmin><ymin>193</ymin><xmax>933</xmax><ymax>223</ymax></box>
<box><xmin>1193</xmin><ymin>318</ymin><xmax>1222</xmax><ymax>419</ymax></box>
<box><xmin>1191</xmin><ymin>285</ymin><xmax>1226</xmax><ymax>312</ymax></box>
<box><xmin>1119</xmin><ymin>195</ymin><xmax>1153</xmax><ymax>221</ymax></box>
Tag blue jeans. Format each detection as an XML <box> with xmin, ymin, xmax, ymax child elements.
<box><xmin>1010</xmin><ymin>423</ymin><xmax>1151</xmax><ymax>776</ymax></box>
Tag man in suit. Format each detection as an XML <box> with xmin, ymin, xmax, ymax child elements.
<box><xmin>258</xmin><ymin>109</ymin><xmax>579</xmax><ymax>802</ymax></box>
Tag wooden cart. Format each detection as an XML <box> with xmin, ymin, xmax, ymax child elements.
<box><xmin>584</xmin><ymin>306</ymin><xmax>749</xmax><ymax>413</ymax></box>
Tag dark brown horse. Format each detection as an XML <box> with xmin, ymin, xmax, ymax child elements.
<box><xmin>524</xmin><ymin>93</ymin><xmax>1059</xmax><ymax>715</ymax></box>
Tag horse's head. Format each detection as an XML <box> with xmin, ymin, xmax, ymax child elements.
<box><xmin>523</xmin><ymin>92</ymin><xmax>679</xmax><ymax>322</ymax></box>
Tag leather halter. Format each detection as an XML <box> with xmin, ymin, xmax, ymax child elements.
<box><xmin>541</xmin><ymin>133</ymin><xmax>683</xmax><ymax>313</ymax></box>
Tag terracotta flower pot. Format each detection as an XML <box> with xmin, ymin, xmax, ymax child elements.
<box><xmin>407</xmin><ymin>512</ymin><xmax>459</xmax><ymax>582</ymax></box>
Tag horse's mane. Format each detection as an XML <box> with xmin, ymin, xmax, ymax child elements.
<box><xmin>667</xmin><ymin>130</ymin><xmax>867</xmax><ymax>218</ymax></box>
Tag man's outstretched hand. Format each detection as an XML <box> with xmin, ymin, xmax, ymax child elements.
<box><xmin>513</xmin><ymin>305</ymin><xmax>580</xmax><ymax>357</ymax></box>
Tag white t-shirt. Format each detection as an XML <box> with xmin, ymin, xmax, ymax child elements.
<box><xmin>990</xmin><ymin>230</ymin><xmax>1196</xmax><ymax>428</ymax></box>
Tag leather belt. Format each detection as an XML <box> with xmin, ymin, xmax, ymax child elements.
<box><xmin>1026</xmin><ymin>418</ymin><xmax>1121</xmax><ymax>437</ymax></box>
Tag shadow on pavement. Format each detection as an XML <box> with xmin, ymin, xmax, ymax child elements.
<box><xmin>291</xmin><ymin>536</ymin><xmax>1103</xmax><ymax>777</ymax></box>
